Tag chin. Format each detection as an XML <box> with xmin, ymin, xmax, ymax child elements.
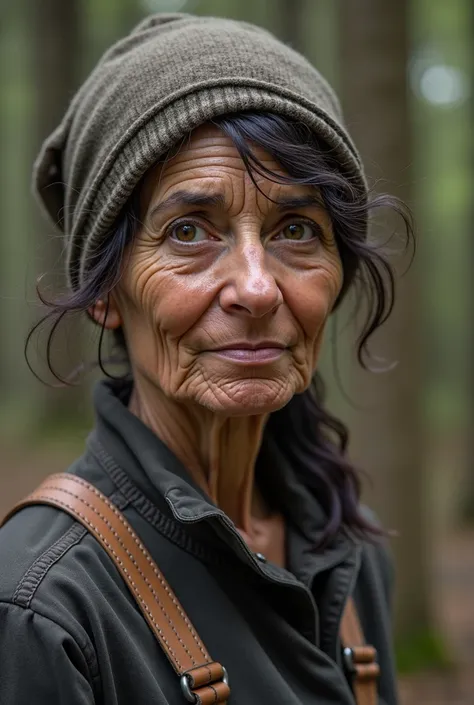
<box><xmin>199</xmin><ymin>380</ymin><xmax>295</xmax><ymax>417</ymax></box>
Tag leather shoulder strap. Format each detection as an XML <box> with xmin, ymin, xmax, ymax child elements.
<box><xmin>1</xmin><ymin>473</ymin><xmax>229</xmax><ymax>705</ymax></box>
<box><xmin>340</xmin><ymin>596</ymin><xmax>380</xmax><ymax>705</ymax></box>
<box><xmin>2</xmin><ymin>473</ymin><xmax>379</xmax><ymax>705</ymax></box>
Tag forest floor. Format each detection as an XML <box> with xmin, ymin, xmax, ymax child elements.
<box><xmin>399</xmin><ymin>529</ymin><xmax>474</xmax><ymax>704</ymax></box>
<box><xmin>2</xmin><ymin>443</ymin><xmax>474</xmax><ymax>704</ymax></box>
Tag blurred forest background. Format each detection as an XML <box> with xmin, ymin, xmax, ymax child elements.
<box><xmin>1</xmin><ymin>1</ymin><xmax>473</xmax><ymax>702</ymax></box>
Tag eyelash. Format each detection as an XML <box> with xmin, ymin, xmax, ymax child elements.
<box><xmin>164</xmin><ymin>216</ymin><xmax>323</xmax><ymax>244</ymax></box>
<box><xmin>273</xmin><ymin>217</ymin><xmax>323</xmax><ymax>241</ymax></box>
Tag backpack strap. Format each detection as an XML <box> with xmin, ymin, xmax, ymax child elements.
<box><xmin>340</xmin><ymin>597</ymin><xmax>380</xmax><ymax>705</ymax></box>
<box><xmin>2</xmin><ymin>473</ymin><xmax>379</xmax><ymax>705</ymax></box>
<box><xmin>1</xmin><ymin>473</ymin><xmax>229</xmax><ymax>705</ymax></box>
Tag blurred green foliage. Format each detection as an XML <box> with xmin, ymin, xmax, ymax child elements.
<box><xmin>0</xmin><ymin>0</ymin><xmax>472</xmax><ymax>676</ymax></box>
<box><xmin>1</xmin><ymin>0</ymin><xmax>471</xmax><ymax>433</ymax></box>
<box><xmin>396</xmin><ymin>628</ymin><xmax>453</xmax><ymax>674</ymax></box>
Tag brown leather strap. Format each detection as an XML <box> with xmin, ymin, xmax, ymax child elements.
<box><xmin>340</xmin><ymin>596</ymin><xmax>380</xmax><ymax>705</ymax></box>
<box><xmin>1</xmin><ymin>473</ymin><xmax>229</xmax><ymax>705</ymax></box>
<box><xmin>2</xmin><ymin>472</ymin><xmax>379</xmax><ymax>705</ymax></box>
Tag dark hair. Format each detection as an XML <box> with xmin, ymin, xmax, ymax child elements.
<box><xmin>27</xmin><ymin>112</ymin><xmax>413</xmax><ymax>546</ymax></box>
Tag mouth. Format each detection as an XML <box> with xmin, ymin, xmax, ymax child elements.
<box><xmin>208</xmin><ymin>341</ymin><xmax>288</xmax><ymax>364</ymax></box>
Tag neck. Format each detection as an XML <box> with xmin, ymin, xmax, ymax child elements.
<box><xmin>128</xmin><ymin>377</ymin><xmax>268</xmax><ymax>533</ymax></box>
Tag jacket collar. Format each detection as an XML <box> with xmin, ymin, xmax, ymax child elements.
<box><xmin>89</xmin><ymin>378</ymin><xmax>357</xmax><ymax>582</ymax></box>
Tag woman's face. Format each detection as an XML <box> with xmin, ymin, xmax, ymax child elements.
<box><xmin>108</xmin><ymin>124</ymin><xmax>343</xmax><ymax>416</ymax></box>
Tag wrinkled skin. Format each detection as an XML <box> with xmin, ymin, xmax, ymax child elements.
<box><xmin>92</xmin><ymin>124</ymin><xmax>343</xmax><ymax>560</ymax></box>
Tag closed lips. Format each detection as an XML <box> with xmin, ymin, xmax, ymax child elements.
<box><xmin>209</xmin><ymin>343</ymin><xmax>287</xmax><ymax>362</ymax></box>
<box><xmin>211</xmin><ymin>342</ymin><xmax>286</xmax><ymax>351</ymax></box>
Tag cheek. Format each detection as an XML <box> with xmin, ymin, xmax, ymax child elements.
<box><xmin>285</xmin><ymin>269</ymin><xmax>342</xmax><ymax>345</ymax></box>
<box><xmin>120</xmin><ymin>250</ymin><xmax>217</xmax><ymax>342</ymax></box>
<box><xmin>284</xmin><ymin>264</ymin><xmax>342</xmax><ymax>362</ymax></box>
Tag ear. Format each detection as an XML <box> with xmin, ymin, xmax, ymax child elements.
<box><xmin>88</xmin><ymin>294</ymin><xmax>122</xmax><ymax>330</ymax></box>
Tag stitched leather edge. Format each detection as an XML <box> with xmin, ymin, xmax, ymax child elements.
<box><xmin>12</xmin><ymin>489</ymin><xmax>128</xmax><ymax>609</ymax></box>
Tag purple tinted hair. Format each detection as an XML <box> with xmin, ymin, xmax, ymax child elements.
<box><xmin>26</xmin><ymin>111</ymin><xmax>414</xmax><ymax>546</ymax></box>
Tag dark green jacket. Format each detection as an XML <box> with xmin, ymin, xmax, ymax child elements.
<box><xmin>0</xmin><ymin>380</ymin><xmax>397</xmax><ymax>704</ymax></box>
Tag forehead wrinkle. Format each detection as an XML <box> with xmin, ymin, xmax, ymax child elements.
<box><xmin>146</xmin><ymin>133</ymin><xmax>320</xmax><ymax>223</ymax></box>
<box><xmin>169</xmin><ymin>128</ymin><xmax>276</xmax><ymax>164</ymax></box>
<box><xmin>220</xmin><ymin>170</ymin><xmax>275</xmax><ymax>220</ymax></box>
<box><xmin>254</xmin><ymin>179</ymin><xmax>284</xmax><ymax>217</ymax></box>
<box><xmin>164</xmin><ymin>152</ymin><xmax>249</xmax><ymax>175</ymax></box>
<box><xmin>158</xmin><ymin>128</ymin><xmax>285</xmax><ymax>183</ymax></box>
<box><xmin>148</xmin><ymin>175</ymin><xmax>227</xmax><ymax>215</ymax></box>
<box><xmin>147</xmin><ymin>169</ymin><xmax>265</xmax><ymax>221</ymax></box>
<box><xmin>248</xmin><ymin>177</ymin><xmax>320</xmax><ymax>221</ymax></box>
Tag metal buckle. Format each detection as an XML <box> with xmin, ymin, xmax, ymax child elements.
<box><xmin>180</xmin><ymin>667</ymin><xmax>229</xmax><ymax>703</ymax></box>
<box><xmin>343</xmin><ymin>645</ymin><xmax>379</xmax><ymax>679</ymax></box>
<box><xmin>343</xmin><ymin>646</ymin><xmax>356</xmax><ymax>674</ymax></box>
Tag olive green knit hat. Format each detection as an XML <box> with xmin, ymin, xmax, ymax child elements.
<box><xmin>33</xmin><ymin>12</ymin><xmax>366</xmax><ymax>291</ymax></box>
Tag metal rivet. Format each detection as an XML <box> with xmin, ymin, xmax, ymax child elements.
<box><xmin>255</xmin><ymin>552</ymin><xmax>267</xmax><ymax>562</ymax></box>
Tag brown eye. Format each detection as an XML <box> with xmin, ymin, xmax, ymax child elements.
<box><xmin>280</xmin><ymin>222</ymin><xmax>316</xmax><ymax>241</ymax></box>
<box><xmin>170</xmin><ymin>222</ymin><xmax>207</xmax><ymax>243</ymax></box>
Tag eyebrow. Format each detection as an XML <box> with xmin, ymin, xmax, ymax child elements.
<box><xmin>274</xmin><ymin>194</ymin><xmax>324</xmax><ymax>211</ymax></box>
<box><xmin>148</xmin><ymin>190</ymin><xmax>324</xmax><ymax>219</ymax></box>
<box><xmin>149</xmin><ymin>191</ymin><xmax>226</xmax><ymax>219</ymax></box>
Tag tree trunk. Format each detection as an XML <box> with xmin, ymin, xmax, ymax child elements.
<box><xmin>27</xmin><ymin>0</ymin><xmax>87</xmax><ymax>426</ymax></box>
<box><xmin>339</xmin><ymin>0</ymin><xmax>431</xmax><ymax>638</ymax></box>
<box><xmin>463</xmin><ymin>0</ymin><xmax>474</xmax><ymax>520</ymax></box>
<box><xmin>278</xmin><ymin>0</ymin><xmax>305</xmax><ymax>50</ymax></box>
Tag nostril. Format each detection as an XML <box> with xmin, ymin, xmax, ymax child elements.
<box><xmin>223</xmin><ymin>291</ymin><xmax>282</xmax><ymax>318</ymax></box>
<box><xmin>228</xmin><ymin>302</ymin><xmax>248</xmax><ymax>313</ymax></box>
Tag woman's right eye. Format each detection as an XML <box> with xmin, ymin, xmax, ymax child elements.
<box><xmin>168</xmin><ymin>222</ymin><xmax>208</xmax><ymax>243</ymax></box>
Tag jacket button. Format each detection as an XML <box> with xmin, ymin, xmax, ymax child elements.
<box><xmin>255</xmin><ymin>552</ymin><xmax>267</xmax><ymax>562</ymax></box>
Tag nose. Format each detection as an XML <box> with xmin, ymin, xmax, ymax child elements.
<box><xmin>219</xmin><ymin>243</ymin><xmax>283</xmax><ymax>318</ymax></box>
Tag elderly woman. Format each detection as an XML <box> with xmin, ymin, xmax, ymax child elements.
<box><xmin>0</xmin><ymin>13</ymin><xmax>410</xmax><ymax>705</ymax></box>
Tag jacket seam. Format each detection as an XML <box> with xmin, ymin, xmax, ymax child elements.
<box><xmin>324</xmin><ymin>545</ymin><xmax>362</xmax><ymax>661</ymax></box>
<box><xmin>11</xmin><ymin>489</ymin><xmax>128</xmax><ymax>610</ymax></box>
<box><xmin>89</xmin><ymin>439</ymin><xmax>228</xmax><ymax>564</ymax></box>
<box><xmin>13</xmin><ymin>522</ymin><xmax>87</xmax><ymax>608</ymax></box>
<box><xmin>0</xmin><ymin>599</ymin><xmax>100</xmax><ymax>686</ymax></box>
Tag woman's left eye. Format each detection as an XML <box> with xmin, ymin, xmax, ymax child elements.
<box><xmin>169</xmin><ymin>222</ymin><xmax>208</xmax><ymax>243</ymax></box>
<box><xmin>277</xmin><ymin>222</ymin><xmax>317</xmax><ymax>241</ymax></box>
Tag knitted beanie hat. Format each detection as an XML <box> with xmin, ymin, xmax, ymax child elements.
<box><xmin>33</xmin><ymin>12</ymin><xmax>366</xmax><ymax>291</ymax></box>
